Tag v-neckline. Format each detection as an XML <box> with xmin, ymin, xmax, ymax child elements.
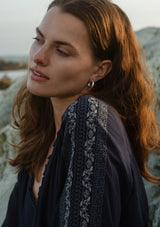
<box><xmin>31</xmin><ymin>133</ymin><xmax>60</xmax><ymax>206</ymax></box>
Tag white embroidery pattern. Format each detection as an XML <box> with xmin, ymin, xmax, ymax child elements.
<box><xmin>80</xmin><ymin>97</ymin><xmax>98</xmax><ymax>227</ymax></box>
<box><xmin>64</xmin><ymin>101</ymin><xmax>77</xmax><ymax>227</ymax></box>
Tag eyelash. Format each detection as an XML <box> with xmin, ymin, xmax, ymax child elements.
<box><xmin>32</xmin><ymin>37</ymin><xmax>40</xmax><ymax>42</ymax></box>
<box><xmin>56</xmin><ymin>48</ymin><xmax>69</xmax><ymax>57</ymax></box>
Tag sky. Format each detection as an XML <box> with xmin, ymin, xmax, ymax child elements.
<box><xmin>0</xmin><ymin>0</ymin><xmax>160</xmax><ymax>56</ymax></box>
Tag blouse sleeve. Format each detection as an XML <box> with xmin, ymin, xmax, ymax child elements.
<box><xmin>100</xmin><ymin>106</ymin><xmax>149</xmax><ymax>227</ymax></box>
<box><xmin>59</xmin><ymin>95</ymin><xmax>148</xmax><ymax>227</ymax></box>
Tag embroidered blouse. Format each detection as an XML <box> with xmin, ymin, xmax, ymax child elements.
<box><xmin>2</xmin><ymin>95</ymin><xmax>148</xmax><ymax>227</ymax></box>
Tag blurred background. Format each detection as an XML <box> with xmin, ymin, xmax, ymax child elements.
<box><xmin>0</xmin><ymin>0</ymin><xmax>160</xmax><ymax>57</ymax></box>
<box><xmin>0</xmin><ymin>0</ymin><xmax>160</xmax><ymax>226</ymax></box>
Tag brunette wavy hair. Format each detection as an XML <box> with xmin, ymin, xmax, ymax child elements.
<box><xmin>10</xmin><ymin>0</ymin><xmax>160</xmax><ymax>184</ymax></box>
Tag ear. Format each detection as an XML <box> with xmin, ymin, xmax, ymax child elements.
<box><xmin>91</xmin><ymin>60</ymin><xmax>112</xmax><ymax>82</ymax></box>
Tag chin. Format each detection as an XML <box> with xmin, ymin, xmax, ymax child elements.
<box><xmin>27</xmin><ymin>84</ymin><xmax>45</xmax><ymax>98</ymax></box>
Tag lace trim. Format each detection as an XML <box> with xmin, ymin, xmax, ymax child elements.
<box><xmin>64</xmin><ymin>101</ymin><xmax>77</xmax><ymax>227</ymax></box>
<box><xmin>79</xmin><ymin>97</ymin><xmax>98</xmax><ymax>226</ymax></box>
<box><xmin>89</xmin><ymin>99</ymin><xmax>108</xmax><ymax>226</ymax></box>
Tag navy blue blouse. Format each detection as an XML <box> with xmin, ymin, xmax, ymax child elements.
<box><xmin>2</xmin><ymin>95</ymin><xmax>148</xmax><ymax>227</ymax></box>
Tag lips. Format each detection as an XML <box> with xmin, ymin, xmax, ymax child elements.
<box><xmin>30</xmin><ymin>68</ymin><xmax>49</xmax><ymax>80</ymax></box>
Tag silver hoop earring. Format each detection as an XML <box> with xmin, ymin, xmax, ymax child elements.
<box><xmin>88</xmin><ymin>80</ymin><xmax>95</xmax><ymax>88</ymax></box>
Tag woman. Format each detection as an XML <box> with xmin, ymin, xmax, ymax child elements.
<box><xmin>2</xmin><ymin>0</ymin><xmax>160</xmax><ymax>226</ymax></box>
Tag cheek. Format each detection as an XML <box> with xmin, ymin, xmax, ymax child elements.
<box><xmin>54</xmin><ymin>61</ymin><xmax>92</xmax><ymax>83</ymax></box>
<box><xmin>58</xmin><ymin>69</ymin><xmax>81</xmax><ymax>86</ymax></box>
<box><xmin>50</xmin><ymin>63</ymin><xmax>74</xmax><ymax>84</ymax></box>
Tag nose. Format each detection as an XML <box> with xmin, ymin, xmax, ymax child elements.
<box><xmin>33</xmin><ymin>46</ymin><xmax>49</xmax><ymax>66</ymax></box>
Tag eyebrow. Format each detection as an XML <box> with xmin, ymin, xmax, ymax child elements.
<box><xmin>36</xmin><ymin>27</ymin><xmax>76</xmax><ymax>50</ymax></box>
<box><xmin>36</xmin><ymin>27</ymin><xmax>44</xmax><ymax>38</ymax></box>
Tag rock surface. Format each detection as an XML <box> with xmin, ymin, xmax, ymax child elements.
<box><xmin>0</xmin><ymin>76</ymin><xmax>13</xmax><ymax>90</ymax></box>
<box><xmin>0</xmin><ymin>76</ymin><xmax>25</xmax><ymax>129</ymax></box>
<box><xmin>0</xmin><ymin>125</ymin><xmax>19</xmax><ymax>223</ymax></box>
<box><xmin>136</xmin><ymin>27</ymin><xmax>160</xmax><ymax>103</ymax></box>
<box><xmin>0</xmin><ymin>27</ymin><xmax>160</xmax><ymax>226</ymax></box>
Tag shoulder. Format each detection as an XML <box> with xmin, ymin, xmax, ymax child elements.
<box><xmin>62</xmin><ymin>95</ymin><xmax>128</xmax><ymax>139</ymax></box>
<box><xmin>63</xmin><ymin>95</ymin><xmax>108</xmax><ymax>123</ymax></box>
<box><xmin>62</xmin><ymin>94</ymin><xmax>133</xmax><ymax>161</ymax></box>
<box><xmin>63</xmin><ymin>95</ymin><xmax>124</xmax><ymax>132</ymax></box>
<box><xmin>62</xmin><ymin>95</ymin><xmax>133</xmax><ymax>165</ymax></box>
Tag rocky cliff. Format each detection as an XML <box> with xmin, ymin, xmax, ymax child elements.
<box><xmin>0</xmin><ymin>27</ymin><xmax>160</xmax><ymax>226</ymax></box>
<box><xmin>136</xmin><ymin>27</ymin><xmax>160</xmax><ymax>106</ymax></box>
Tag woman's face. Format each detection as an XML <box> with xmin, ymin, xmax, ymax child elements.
<box><xmin>27</xmin><ymin>7</ymin><xmax>98</xmax><ymax>99</ymax></box>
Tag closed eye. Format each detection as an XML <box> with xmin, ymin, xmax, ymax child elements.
<box><xmin>56</xmin><ymin>48</ymin><xmax>69</xmax><ymax>57</ymax></box>
<box><xmin>32</xmin><ymin>37</ymin><xmax>40</xmax><ymax>42</ymax></box>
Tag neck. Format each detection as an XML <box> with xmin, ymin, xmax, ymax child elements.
<box><xmin>51</xmin><ymin>95</ymin><xmax>80</xmax><ymax>134</ymax></box>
